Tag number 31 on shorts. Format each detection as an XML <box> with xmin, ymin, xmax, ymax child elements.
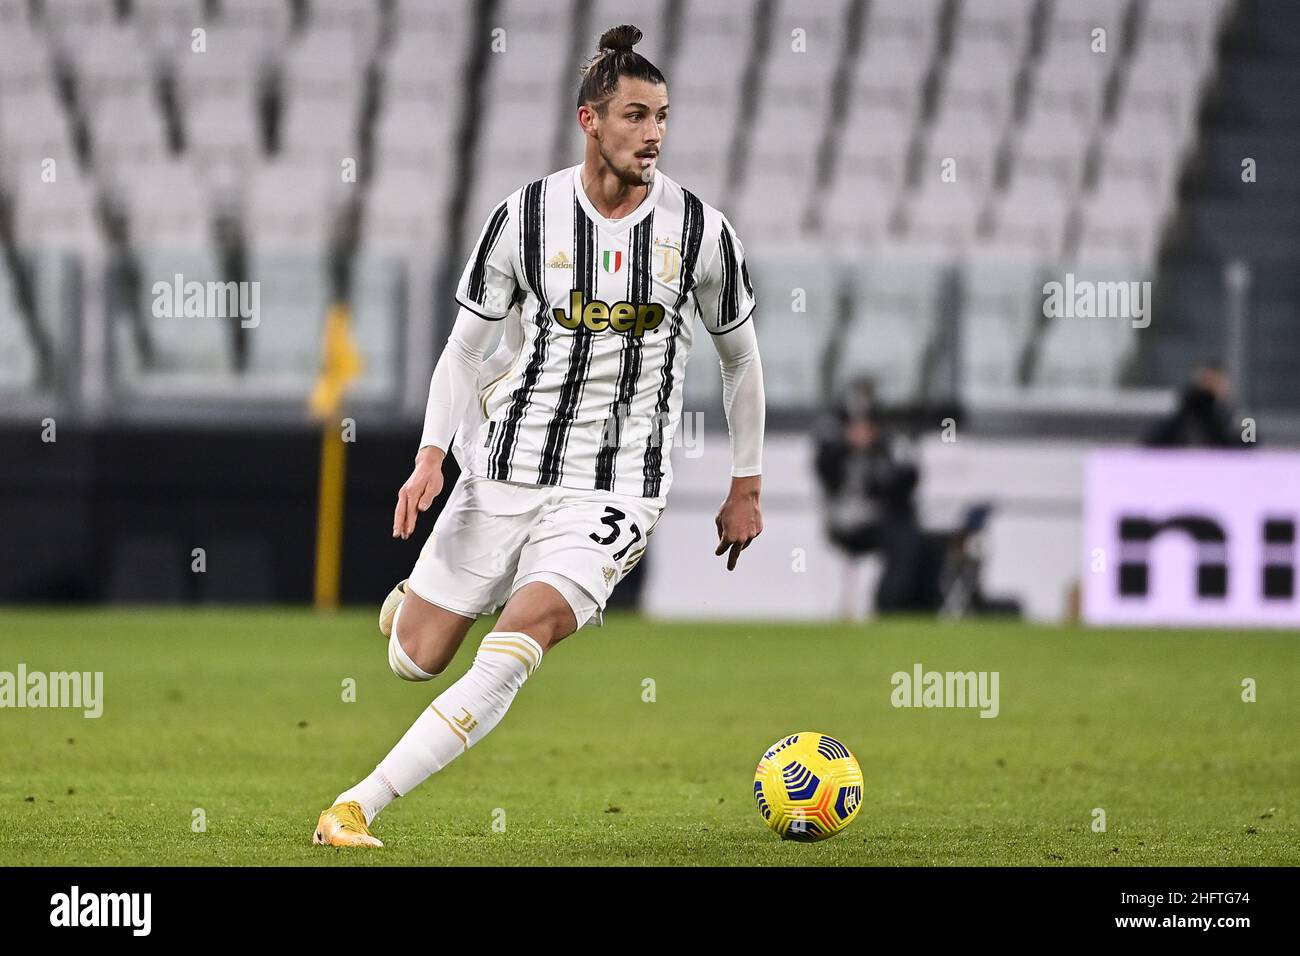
<box><xmin>588</xmin><ymin>506</ymin><xmax>643</xmax><ymax>561</ymax></box>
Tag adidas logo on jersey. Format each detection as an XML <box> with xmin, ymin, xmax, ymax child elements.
<box><xmin>546</xmin><ymin>250</ymin><xmax>573</xmax><ymax>269</ymax></box>
<box><xmin>553</xmin><ymin>291</ymin><xmax>665</xmax><ymax>337</ymax></box>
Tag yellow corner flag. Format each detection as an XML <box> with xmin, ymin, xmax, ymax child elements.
<box><xmin>309</xmin><ymin>303</ymin><xmax>364</xmax><ymax>420</ymax></box>
<box><xmin>311</xmin><ymin>303</ymin><xmax>364</xmax><ymax>610</ymax></box>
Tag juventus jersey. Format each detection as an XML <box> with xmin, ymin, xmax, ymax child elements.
<box><xmin>451</xmin><ymin>162</ymin><xmax>756</xmax><ymax>499</ymax></box>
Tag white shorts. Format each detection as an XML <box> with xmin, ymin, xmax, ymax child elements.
<box><xmin>407</xmin><ymin>472</ymin><xmax>665</xmax><ymax>630</ymax></box>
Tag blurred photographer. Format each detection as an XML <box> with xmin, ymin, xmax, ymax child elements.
<box><xmin>813</xmin><ymin>379</ymin><xmax>937</xmax><ymax>614</ymax></box>
<box><xmin>1144</xmin><ymin>360</ymin><xmax>1241</xmax><ymax>448</ymax></box>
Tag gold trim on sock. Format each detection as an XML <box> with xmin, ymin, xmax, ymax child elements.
<box><xmin>481</xmin><ymin>645</ymin><xmax>534</xmax><ymax>673</ymax></box>
<box><xmin>484</xmin><ymin>634</ymin><xmax>542</xmax><ymax>670</ymax></box>
<box><xmin>429</xmin><ymin>703</ymin><xmax>468</xmax><ymax>749</ymax></box>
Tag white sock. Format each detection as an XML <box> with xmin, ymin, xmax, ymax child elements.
<box><xmin>337</xmin><ymin>631</ymin><xmax>543</xmax><ymax>824</ymax></box>
<box><xmin>387</xmin><ymin>602</ymin><xmax>436</xmax><ymax>681</ymax></box>
<box><xmin>335</xmin><ymin>770</ymin><xmax>400</xmax><ymax>825</ymax></box>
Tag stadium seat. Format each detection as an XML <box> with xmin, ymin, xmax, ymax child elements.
<box><xmin>67</xmin><ymin>25</ymin><xmax>151</xmax><ymax>103</ymax></box>
<box><xmin>0</xmin><ymin>19</ymin><xmax>53</xmax><ymax>93</ymax></box>
<box><xmin>347</xmin><ymin>252</ymin><xmax>405</xmax><ymax>402</ymax></box>
<box><xmin>733</xmin><ymin>162</ymin><xmax>815</xmax><ymax>242</ymax></box>
<box><xmin>851</xmin><ymin>34</ymin><xmax>931</xmax><ymax>117</ymax></box>
<box><xmin>1008</xmin><ymin>105</ymin><xmax>1091</xmax><ymax>193</ymax></box>
<box><xmin>660</xmin><ymin>105</ymin><xmax>737</xmax><ymax>195</ymax></box>
<box><xmin>906</xmin><ymin>188</ymin><xmax>984</xmax><ymax>252</ymax></box>
<box><xmin>867</xmin><ymin>0</ymin><xmax>943</xmax><ymax>54</ymax></box>
<box><xmin>0</xmin><ymin>259</ymin><xmax>38</xmax><ymax>390</ymax></box>
<box><xmin>1042</xmin><ymin>0</ymin><xmax>1132</xmax><ymax>52</ymax></box>
<box><xmin>185</xmin><ymin>92</ymin><xmax>262</xmax><ymax>177</ymax></box>
<box><xmin>371</xmin><ymin>100</ymin><xmax>456</xmax><ymax>176</ymax></box>
<box><xmin>390</xmin><ymin>0</ymin><xmax>469</xmax><ymax>33</ymax></box>
<box><xmin>1119</xmin><ymin>41</ymin><xmax>1208</xmax><ymax>133</ymax></box>
<box><xmin>32</xmin><ymin>0</ymin><xmax>111</xmax><ymax>35</ymax></box>
<box><xmin>920</xmin><ymin>106</ymin><xmax>1006</xmax><ymax>192</ymax></box>
<box><xmin>173</xmin><ymin>25</ymin><xmax>275</xmax><ymax>103</ymax></box>
<box><xmin>307</xmin><ymin>0</ymin><xmax>383</xmax><ymax>44</ymax></box>
<box><xmin>841</xmin><ymin>251</ymin><xmax>944</xmax><ymax>401</ymax></box>
<box><xmin>1075</xmin><ymin>216</ymin><xmax>1163</xmax><ymax>272</ymax></box>
<box><xmin>1035</xmin><ymin>310</ymin><xmax>1138</xmax><ymax>391</ymax></box>
<box><xmin>953</xmin><ymin>0</ymin><xmax>1038</xmax><ymax>60</ymax></box>
<box><xmin>132</xmin><ymin>0</ymin><xmax>207</xmax><ymax>52</ymax></box>
<box><xmin>941</xmin><ymin>35</ymin><xmax>1024</xmax><ymax>124</ymax></box>
<box><xmin>747</xmin><ymin>249</ymin><xmax>843</xmax><ymax>408</ymax></box>
<box><xmin>0</xmin><ymin>87</ymin><xmax>76</xmax><ymax>177</ymax></box>
<box><xmin>282</xmin><ymin>26</ymin><xmax>367</xmax><ymax>103</ymax></box>
<box><xmin>767</xmin><ymin>0</ymin><xmax>852</xmax><ymax>76</ymax></box>
<box><xmin>383</xmin><ymin>27</ymin><xmax>470</xmax><ymax>107</ymax></box>
<box><xmin>1029</xmin><ymin>38</ymin><xmax>1113</xmax><ymax>126</ymax></box>
<box><xmin>1098</xmin><ymin>107</ymin><xmax>1189</xmax><ymax>195</ymax></box>
<box><xmin>244</xmin><ymin>252</ymin><xmax>331</xmax><ymax>386</ymax></box>
<box><xmin>117</xmin><ymin>245</ymin><xmax>229</xmax><ymax>379</ymax></box>
<box><xmin>279</xmin><ymin>94</ymin><xmax>362</xmax><ymax>161</ymax></box>
<box><xmin>7</xmin><ymin>158</ymin><xmax>104</xmax><ymax>259</ymax></box>
<box><xmin>1139</xmin><ymin>0</ymin><xmax>1232</xmax><ymax>69</ymax></box>
<box><xmin>988</xmin><ymin>177</ymin><xmax>1072</xmax><ymax>259</ymax></box>
<box><xmin>218</xmin><ymin>0</ymin><xmax>293</xmax><ymax>38</ymax></box>
<box><xmin>362</xmin><ymin>167</ymin><xmax>448</xmax><ymax>254</ymax></box>
<box><xmin>820</xmin><ymin>166</ymin><xmax>899</xmax><ymax>244</ymax></box>
<box><xmin>86</xmin><ymin>91</ymin><xmax>171</xmax><ymax>174</ymax></box>
<box><xmin>115</xmin><ymin>160</ymin><xmax>213</xmax><ymax>248</ymax></box>
<box><xmin>958</xmin><ymin>249</ymin><xmax>1044</xmax><ymax>398</ymax></box>
<box><xmin>243</xmin><ymin>160</ymin><xmax>350</xmax><ymax>256</ymax></box>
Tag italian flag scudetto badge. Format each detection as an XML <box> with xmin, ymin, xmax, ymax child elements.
<box><xmin>602</xmin><ymin>250</ymin><xmax>623</xmax><ymax>273</ymax></box>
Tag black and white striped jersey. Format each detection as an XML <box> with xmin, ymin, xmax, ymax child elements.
<box><xmin>452</xmin><ymin>162</ymin><xmax>756</xmax><ymax>499</ymax></box>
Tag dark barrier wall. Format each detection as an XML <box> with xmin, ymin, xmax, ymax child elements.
<box><xmin>0</xmin><ymin>424</ymin><xmax>650</xmax><ymax>607</ymax></box>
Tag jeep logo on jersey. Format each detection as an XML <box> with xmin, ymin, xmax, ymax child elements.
<box><xmin>553</xmin><ymin>291</ymin><xmax>664</xmax><ymax>337</ymax></box>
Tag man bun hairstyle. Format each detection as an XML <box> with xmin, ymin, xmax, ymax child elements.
<box><xmin>577</xmin><ymin>24</ymin><xmax>667</xmax><ymax>114</ymax></box>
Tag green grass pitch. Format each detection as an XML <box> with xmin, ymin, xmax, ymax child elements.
<box><xmin>0</xmin><ymin>608</ymin><xmax>1295</xmax><ymax>866</ymax></box>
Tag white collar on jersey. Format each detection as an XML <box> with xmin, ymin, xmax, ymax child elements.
<box><xmin>572</xmin><ymin>162</ymin><xmax>664</xmax><ymax>232</ymax></box>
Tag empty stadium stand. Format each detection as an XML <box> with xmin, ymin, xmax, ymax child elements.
<box><xmin>0</xmin><ymin>0</ymin><xmax>1292</xmax><ymax>429</ymax></box>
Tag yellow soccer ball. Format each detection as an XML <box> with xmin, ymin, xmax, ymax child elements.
<box><xmin>753</xmin><ymin>732</ymin><xmax>863</xmax><ymax>841</ymax></box>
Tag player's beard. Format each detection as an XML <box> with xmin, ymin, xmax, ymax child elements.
<box><xmin>597</xmin><ymin>137</ymin><xmax>654</xmax><ymax>187</ymax></box>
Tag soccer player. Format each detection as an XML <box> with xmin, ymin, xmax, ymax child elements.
<box><xmin>314</xmin><ymin>24</ymin><xmax>766</xmax><ymax>847</ymax></box>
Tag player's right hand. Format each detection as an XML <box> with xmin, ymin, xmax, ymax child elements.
<box><xmin>394</xmin><ymin>446</ymin><xmax>445</xmax><ymax>540</ymax></box>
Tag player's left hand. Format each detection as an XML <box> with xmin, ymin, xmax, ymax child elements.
<box><xmin>394</xmin><ymin>445</ymin><xmax>445</xmax><ymax>540</ymax></box>
<box><xmin>714</xmin><ymin>475</ymin><xmax>763</xmax><ymax>571</ymax></box>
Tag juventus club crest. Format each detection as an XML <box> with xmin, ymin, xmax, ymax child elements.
<box><xmin>654</xmin><ymin>236</ymin><xmax>682</xmax><ymax>283</ymax></box>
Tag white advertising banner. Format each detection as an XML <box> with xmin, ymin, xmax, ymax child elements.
<box><xmin>1083</xmin><ymin>450</ymin><xmax>1300</xmax><ymax>627</ymax></box>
